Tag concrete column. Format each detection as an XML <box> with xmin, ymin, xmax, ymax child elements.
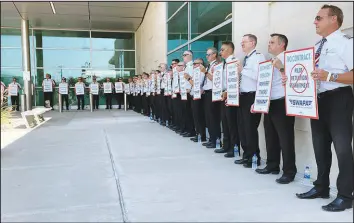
<box><xmin>21</xmin><ymin>19</ymin><xmax>32</xmax><ymax>110</ymax></box>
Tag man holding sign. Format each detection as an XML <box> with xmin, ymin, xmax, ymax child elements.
<box><xmin>89</xmin><ymin>76</ymin><xmax>100</xmax><ymax>110</ymax></box>
<box><xmin>42</xmin><ymin>73</ymin><xmax>55</xmax><ymax>110</ymax></box>
<box><xmin>8</xmin><ymin>77</ymin><xmax>21</xmax><ymax>111</ymax></box>
<box><xmin>295</xmin><ymin>5</ymin><xmax>353</xmax><ymax>212</ymax></box>
<box><xmin>74</xmin><ymin>77</ymin><xmax>85</xmax><ymax>110</ymax></box>
<box><xmin>256</xmin><ymin>34</ymin><xmax>297</xmax><ymax>185</ymax></box>
<box><xmin>214</xmin><ymin>41</ymin><xmax>239</xmax><ymax>157</ymax></box>
<box><xmin>59</xmin><ymin>77</ymin><xmax>69</xmax><ymax>110</ymax></box>
<box><xmin>234</xmin><ymin>35</ymin><xmax>265</xmax><ymax>167</ymax></box>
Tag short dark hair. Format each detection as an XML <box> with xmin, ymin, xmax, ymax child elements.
<box><xmin>156</xmin><ymin>70</ymin><xmax>161</xmax><ymax>73</ymax></box>
<box><xmin>321</xmin><ymin>4</ymin><xmax>344</xmax><ymax>27</ymax></box>
<box><xmin>222</xmin><ymin>41</ymin><xmax>235</xmax><ymax>52</ymax></box>
<box><xmin>243</xmin><ymin>34</ymin><xmax>258</xmax><ymax>46</ymax></box>
<box><xmin>172</xmin><ymin>59</ymin><xmax>180</xmax><ymax>63</ymax></box>
<box><xmin>185</xmin><ymin>50</ymin><xmax>193</xmax><ymax>55</ymax></box>
<box><xmin>270</xmin><ymin>33</ymin><xmax>288</xmax><ymax>50</ymax></box>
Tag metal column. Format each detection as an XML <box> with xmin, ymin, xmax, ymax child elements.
<box><xmin>21</xmin><ymin>19</ymin><xmax>32</xmax><ymax>110</ymax></box>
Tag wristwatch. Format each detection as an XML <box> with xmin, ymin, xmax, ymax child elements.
<box><xmin>331</xmin><ymin>73</ymin><xmax>339</xmax><ymax>82</ymax></box>
<box><xmin>279</xmin><ymin>67</ymin><xmax>285</xmax><ymax>73</ymax></box>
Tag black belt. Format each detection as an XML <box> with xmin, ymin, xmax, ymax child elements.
<box><xmin>318</xmin><ymin>86</ymin><xmax>351</xmax><ymax>98</ymax></box>
<box><xmin>204</xmin><ymin>89</ymin><xmax>212</xmax><ymax>92</ymax></box>
<box><xmin>240</xmin><ymin>91</ymin><xmax>255</xmax><ymax>95</ymax></box>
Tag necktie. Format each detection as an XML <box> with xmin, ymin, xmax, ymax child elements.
<box><xmin>201</xmin><ymin>64</ymin><xmax>210</xmax><ymax>87</ymax></box>
<box><xmin>315</xmin><ymin>38</ymin><xmax>327</xmax><ymax>93</ymax></box>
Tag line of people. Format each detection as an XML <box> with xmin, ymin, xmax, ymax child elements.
<box><xmin>127</xmin><ymin>5</ymin><xmax>353</xmax><ymax>212</ymax></box>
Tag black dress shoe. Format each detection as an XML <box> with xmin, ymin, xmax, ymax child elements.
<box><xmin>214</xmin><ymin>148</ymin><xmax>227</xmax><ymax>153</ymax></box>
<box><xmin>183</xmin><ymin>133</ymin><xmax>195</xmax><ymax>137</ymax></box>
<box><xmin>224</xmin><ymin>153</ymin><xmax>234</xmax><ymax>158</ymax></box>
<box><xmin>322</xmin><ymin>197</ymin><xmax>353</xmax><ymax>212</ymax></box>
<box><xmin>201</xmin><ymin>137</ymin><xmax>207</xmax><ymax>142</ymax></box>
<box><xmin>296</xmin><ymin>187</ymin><xmax>330</xmax><ymax>199</ymax></box>
<box><xmin>206</xmin><ymin>144</ymin><xmax>216</xmax><ymax>149</ymax></box>
<box><xmin>243</xmin><ymin>160</ymin><xmax>261</xmax><ymax>168</ymax></box>
<box><xmin>255</xmin><ymin>166</ymin><xmax>280</xmax><ymax>175</ymax></box>
<box><xmin>190</xmin><ymin>136</ymin><xmax>198</xmax><ymax>141</ymax></box>
<box><xmin>203</xmin><ymin>142</ymin><xmax>211</xmax><ymax>146</ymax></box>
<box><xmin>180</xmin><ymin>131</ymin><xmax>188</xmax><ymax>136</ymax></box>
<box><xmin>276</xmin><ymin>175</ymin><xmax>294</xmax><ymax>184</ymax></box>
<box><xmin>234</xmin><ymin>158</ymin><xmax>247</xmax><ymax>165</ymax></box>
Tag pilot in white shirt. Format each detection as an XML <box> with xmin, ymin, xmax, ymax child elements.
<box><xmin>295</xmin><ymin>4</ymin><xmax>353</xmax><ymax>212</ymax></box>
<box><xmin>256</xmin><ymin>33</ymin><xmax>297</xmax><ymax>185</ymax></box>
<box><xmin>234</xmin><ymin>34</ymin><xmax>264</xmax><ymax>168</ymax></box>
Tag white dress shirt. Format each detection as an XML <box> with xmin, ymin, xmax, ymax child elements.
<box><xmin>161</xmin><ymin>72</ymin><xmax>167</xmax><ymax>89</ymax></box>
<box><xmin>185</xmin><ymin>61</ymin><xmax>193</xmax><ymax>92</ymax></box>
<box><xmin>270</xmin><ymin>52</ymin><xmax>285</xmax><ymax>100</ymax></box>
<box><xmin>203</xmin><ymin>60</ymin><xmax>217</xmax><ymax>91</ymax></box>
<box><xmin>240</xmin><ymin>49</ymin><xmax>266</xmax><ymax>93</ymax></box>
<box><xmin>317</xmin><ymin>29</ymin><xmax>353</xmax><ymax>93</ymax></box>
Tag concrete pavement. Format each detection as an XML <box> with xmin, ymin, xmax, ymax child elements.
<box><xmin>1</xmin><ymin>110</ymin><xmax>352</xmax><ymax>222</ymax></box>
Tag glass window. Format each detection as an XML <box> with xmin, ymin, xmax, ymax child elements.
<box><xmin>91</xmin><ymin>51</ymin><xmax>135</xmax><ymax>69</ymax></box>
<box><xmin>0</xmin><ymin>68</ymin><xmax>24</xmax><ymax>87</ymax></box>
<box><xmin>1</xmin><ymin>48</ymin><xmax>23</xmax><ymax>67</ymax></box>
<box><xmin>190</xmin><ymin>2</ymin><xmax>232</xmax><ymax>39</ymax></box>
<box><xmin>190</xmin><ymin>22</ymin><xmax>232</xmax><ymax>64</ymax></box>
<box><xmin>34</xmin><ymin>68</ymin><xmax>88</xmax><ymax>86</ymax></box>
<box><xmin>35</xmin><ymin>49</ymin><xmax>90</xmax><ymax>68</ymax></box>
<box><xmin>91</xmin><ymin>32</ymin><xmax>135</xmax><ymax>50</ymax></box>
<box><xmin>1</xmin><ymin>28</ymin><xmax>22</xmax><ymax>48</ymax></box>
<box><xmin>167</xmin><ymin>45</ymin><xmax>188</xmax><ymax>65</ymax></box>
<box><xmin>167</xmin><ymin>4</ymin><xmax>188</xmax><ymax>52</ymax></box>
<box><xmin>167</xmin><ymin>2</ymin><xmax>185</xmax><ymax>19</ymax></box>
<box><xmin>33</xmin><ymin>30</ymin><xmax>90</xmax><ymax>49</ymax></box>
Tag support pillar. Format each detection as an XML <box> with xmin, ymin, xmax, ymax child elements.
<box><xmin>21</xmin><ymin>19</ymin><xmax>32</xmax><ymax>110</ymax></box>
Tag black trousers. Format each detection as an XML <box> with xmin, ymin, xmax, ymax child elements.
<box><xmin>76</xmin><ymin>95</ymin><xmax>84</xmax><ymax>109</ymax></box>
<box><xmin>181</xmin><ymin>94</ymin><xmax>195</xmax><ymax>134</ymax></box>
<box><xmin>191</xmin><ymin>97</ymin><xmax>206</xmax><ymax>138</ymax></box>
<box><xmin>203</xmin><ymin>90</ymin><xmax>212</xmax><ymax>139</ymax></box>
<box><xmin>209</xmin><ymin>98</ymin><xmax>222</xmax><ymax>144</ymax></box>
<box><xmin>160</xmin><ymin>89</ymin><xmax>168</xmax><ymax>122</ymax></box>
<box><xmin>175</xmin><ymin>94</ymin><xmax>183</xmax><ymax>130</ymax></box>
<box><xmin>105</xmin><ymin>93</ymin><xmax>113</xmax><ymax>109</ymax></box>
<box><xmin>264</xmin><ymin>98</ymin><xmax>296</xmax><ymax>177</ymax></box>
<box><xmin>166</xmin><ymin>96</ymin><xmax>173</xmax><ymax>123</ymax></box>
<box><xmin>11</xmin><ymin>95</ymin><xmax>19</xmax><ymax>111</ymax></box>
<box><xmin>92</xmin><ymin>94</ymin><xmax>99</xmax><ymax>109</ymax></box>
<box><xmin>311</xmin><ymin>87</ymin><xmax>353</xmax><ymax>201</ymax></box>
<box><xmin>150</xmin><ymin>95</ymin><xmax>155</xmax><ymax>117</ymax></box>
<box><xmin>61</xmin><ymin>94</ymin><xmax>69</xmax><ymax>110</ymax></box>
<box><xmin>43</xmin><ymin>92</ymin><xmax>53</xmax><ymax>107</ymax></box>
<box><xmin>127</xmin><ymin>94</ymin><xmax>133</xmax><ymax>109</ymax></box>
<box><xmin>221</xmin><ymin>104</ymin><xmax>240</xmax><ymax>154</ymax></box>
<box><xmin>172</xmin><ymin>97</ymin><xmax>179</xmax><ymax>127</ymax></box>
<box><xmin>116</xmin><ymin>93</ymin><xmax>124</xmax><ymax>109</ymax></box>
<box><xmin>142</xmin><ymin>93</ymin><xmax>147</xmax><ymax>114</ymax></box>
<box><xmin>237</xmin><ymin>92</ymin><xmax>261</xmax><ymax>160</ymax></box>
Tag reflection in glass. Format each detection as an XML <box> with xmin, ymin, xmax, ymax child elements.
<box><xmin>190</xmin><ymin>2</ymin><xmax>232</xmax><ymax>39</ymax></box>
<box><xmin>167</xmin><ymin>4</ymin><xmax>188</xmax><ymax>51</ymax></box>
<box><xmin>0</xmin><ymin>28</ymin><xmax>22</xmax><ymax>47</ymax></box>
<box><xmin>167</xmin><ymin>46</ymin><xmax>188</xmax><ymax>65</ymax></box>
<box><xmin>191</xmin><ymin>23</ymin><xmax>232</xmax><ymax>64</ymax></box>
<box><xmin>1</xmin><ymin>48</ymin><xmax>23</xmax><ymax>67</ymax></box>
<box><xmin>91</xmin><ymin>32</ymin><xmax>135</xmax><ymax>50</ymax></box>
<box><xmin>35</xmin><ymin>49</ymin><xmax>90</xmax><ymax>68</ymax></box>
<box><xmin>33</xmin><ymin>30</ymin><xmax>90</xmax><ymax>49</ymax></box>
<box><xmin>35</xmin><ymin>68</ymin><xmax>87</xmax><ymax>86</ymax></box>
<box><xmin>168</xmin><ymin>2</ymin><xmax>185</xmax><ymax>19</ymax></box>
<box><xmin>0</xmin><ymin>68</ymin><xmax>23</xmax><ymax>86</ymax></box>
<box><xmin>92</xmin><ymin>51</ymin><xmax>135</xmax><ymax>69</ymax></box>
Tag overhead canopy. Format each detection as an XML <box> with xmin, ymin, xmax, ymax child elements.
<box><xmin>1</xmin><ymin>1</ymin><xmax>148</xmax><ymax>31</ymax></box>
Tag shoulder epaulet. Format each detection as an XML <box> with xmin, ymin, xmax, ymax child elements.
<box><xmin>343</xmin><ymin>34</ymin><xmax>353</xmax><ymax>39</ymax></box>
<box><xmin>256</xmin><ymin>52</ymin><xmax>261</xmax><ymax>54</ymax></box>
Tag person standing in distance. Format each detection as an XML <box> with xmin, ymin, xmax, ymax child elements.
<box><xmin>295</xmin><ymin>4</ymin><xmax>353</xmax><ymax>212</ymax></box>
